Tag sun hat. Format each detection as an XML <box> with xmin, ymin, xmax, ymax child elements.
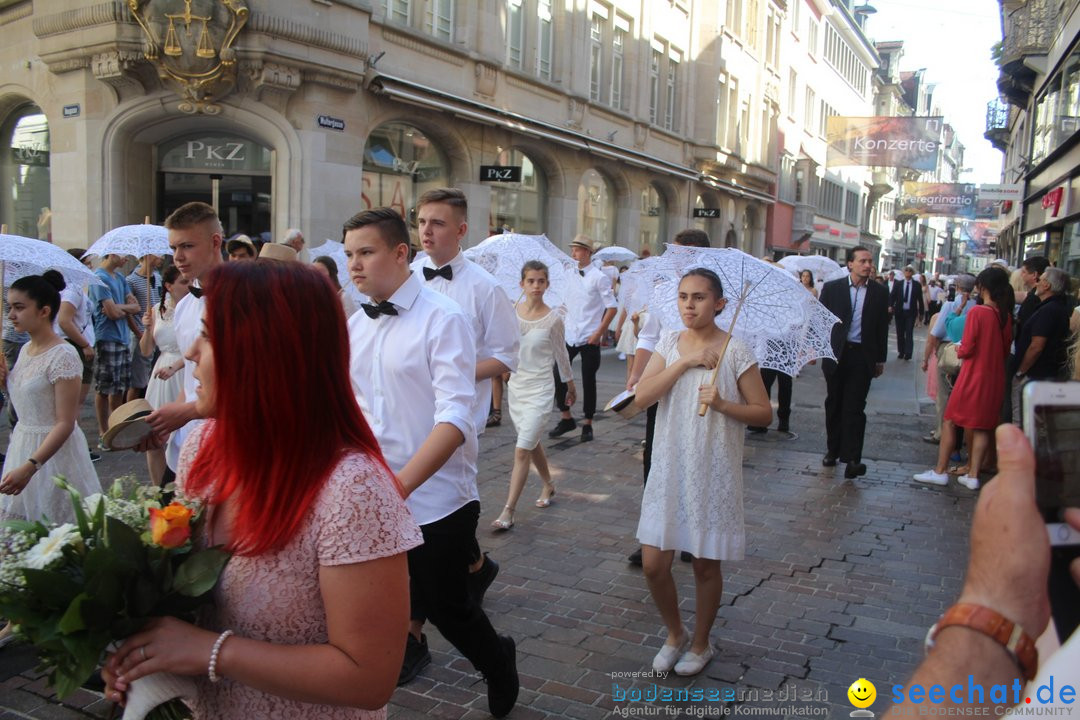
<box><xmin>102</xmin><ymin>399</ymin><xmax>155</xmax><ymax>450</ymax></box>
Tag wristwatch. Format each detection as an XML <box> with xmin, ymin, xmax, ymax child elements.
<box><xmin>925</xmin><ymin>603</ymin><xmax>1037</xmax><ymax>681</ymax></box>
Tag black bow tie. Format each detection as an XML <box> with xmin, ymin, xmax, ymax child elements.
<box><xmin>361</xmin><ymin>301</ymin><xmax>398</xmax><ymax>319</ymax></box>
<box><xmin>423</xmin><ymin>265</ymin><xmax>453</xmax><ymax>281</ymax></box>
<box><xmin>189</xmin><ymin>286</ymin><xmax>203</xmax><ymax>299</ymax></box>
<box><xmin>578</xmin><ymin>269</ymin><xmax>585</xmax><ymax>277</ymax></box>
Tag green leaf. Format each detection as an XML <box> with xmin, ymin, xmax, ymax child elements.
<box><xmin>57</xmin><ymin>592</ymin><xmax>89</xmax><ymax>634</ymax></box>
<box><xmin>1</xmin><ymin>518</ymin><xmax>44</xmax><ymax>535</ymax></box>
<box><xmin>21</xmin><ymin>568</ymin><xmax>81</xmax><ymax>610</ymax></box>
<box><xmin>103</xmin><ymin>516</ymin><xmax>145</xmax><ymax>567</ymax></box>
<box><xmin>53</xmin><ymin>476</ymin><xmax>91</xmax><ymax>537</ymax></box>
<box><xmin>173</xmin><ymin>548</ymin><xmax>229</xmax><ymax>597</ymax></box>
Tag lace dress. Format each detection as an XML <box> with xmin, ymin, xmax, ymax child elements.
<box><xmin>636</xmin><ymin>331</ymin><xmax>757</xmax><ymax>561</ymax></box>
<box><xmin>145</xmin><ymin>304</ymin><xmax>183</xmax><ymax>411</ymax></box>
<box><xmin>508</xmin><ymin>308</ymin><xmax>572</xmax><ymax>450</ymax></box>
<box><xmin>177</xmin><ymin>424</ymin><xmax>423</xmax><ymax>720</ymax></box>
<box><xmin>0</xmin><ymin>344</ymin><xmax>101</xmax><ymax>522</ymax></box>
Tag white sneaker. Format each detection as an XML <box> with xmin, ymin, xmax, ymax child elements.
<box><xmin>674</xmin><ymin>645</ymin><xmax>715</xmax><ymax>676</ymax></box>
<box><xmin>618</xmin><ymin>352</ymin><xmax>627</xmax><ymax>360</ymax></box>
<box><xmin>651</xmin><ymin>633</ymin><xmax>690</xmax><ymax>673</ymax></box>
<box><xmin>913</xmin><ymin>469</ymin><xmax>948</xmax><ymax>485</ymax></box>
<box><xmin>957</xmin><ymin>475</ymin><xmax>980</xmax><ymax>490</ymax></box>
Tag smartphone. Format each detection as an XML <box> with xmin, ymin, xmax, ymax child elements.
<box><xmin>1022</xmin><ymin>381</ymin><xmax>1080</xmax><ymax>642</ymax></box>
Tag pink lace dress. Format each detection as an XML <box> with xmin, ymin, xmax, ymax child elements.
<box><xmin>177</xmin><ymin>424</ymin><xmax>423</xmax><ymax>719</ymax></box>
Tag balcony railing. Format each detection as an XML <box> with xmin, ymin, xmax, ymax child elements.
<box><xmin>997</xmin><ymin>0</ymin><xmax>1059</xmax><ymax>107</ymax></box>
<box><xmin>985</xmin><ymin>98</ymin><xmax>1011</xmax><ymax>152</ymax></box>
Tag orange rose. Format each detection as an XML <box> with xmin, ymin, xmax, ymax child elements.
<box><xmin>148</xmin><ymin>502</ymin><xmax>194</xmax><ymax>549</ymax></box>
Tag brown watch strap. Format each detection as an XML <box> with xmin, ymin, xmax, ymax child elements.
<box><xmin>926</xmin><ymin>603</ymin><xmax>1038</xmax><ymax>681</ymax></box>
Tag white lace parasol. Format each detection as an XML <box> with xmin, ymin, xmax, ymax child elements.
<box><xmin>618</xmin><ymin>256</ymin><xmax>673</xmax><ymax>314</ymax></box>
<box><xmin>648</xmin><ymin>245</ymin><xmax>840</xmax><ymax>376</ymax></box>
<box><xmin>776</xmin><ymin>254</ymin><xmax>846</xmax><ymax>284</ymax></box>
<box><xmin>594</xmin><ymin>245</ymin><xmax>638</xmax><ymax>264</ymax></box>
<box><xmin>83</xmin><ymin>224</ymin><xmax>171</xmax><ymax>260</ymax></box>
<box><xmin>464</xmin><ymin>233</ymin><xmax>577</xmax><ymax>307</ymax></box>
<box><xmin>1</xmin><ymin>233</ymin><xmax>103</xmax><ymax>289</ymax></box>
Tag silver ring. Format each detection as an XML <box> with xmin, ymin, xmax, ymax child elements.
<box><xmin>140</xmin><ymin>646</ymin><xmax>147</xmax><ymax>661</ymax></box>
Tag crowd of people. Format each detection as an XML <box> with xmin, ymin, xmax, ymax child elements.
<box><xmin>1</xmin><ymin>193</ymin><xmax>1079</xmax><ymax>718</ymax></box>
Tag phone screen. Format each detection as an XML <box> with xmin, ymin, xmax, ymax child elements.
<box><xmin>1031</xmin><ymin>403</ymin><xmax>1080</xmax><ymax>519</ymax></box>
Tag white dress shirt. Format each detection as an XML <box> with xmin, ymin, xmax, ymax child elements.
<box><xmin>166</xmin><ymin>289</ymin><xmax>206</xmax><ymax>471</ymax></box>
<box><xmin>565</xmin><ymin>264</ymin><xmax>619</xmax><ymax>347</ymax></box>
<box><xmin>635</xmin><ymin>312</ymin><xmax>663</xmax><ymax>354</ymax></box>
<box><xmin>847</xmin><ymin>277</ymin><xmax>867</xmax><ymax>344</ymax></box>
<box><xmin>411</xmin><ymin>251</ymin><xmax>519</xmax><ymax>434</ymax></box>
<box><xmin>348</xmin><ymin>272</ymin><xmax>479</xmax><ymax>526</ymax></box>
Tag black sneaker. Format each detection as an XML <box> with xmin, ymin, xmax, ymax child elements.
<box><xmin>468</xmin><ymin>553</ymin><xmax>500</xmax><ymax>606</ymax></box>
<box><xmin>680</xmin><ymin>551</ymin><xmax>694</xmax><ymax>562</ymax></box>
<box><xmin>747</xmin><ymin>426</ymin><xmax>767</xmax><ymax>434</ymax></box>
<box><xmin>397</xmin><ymin>633</ymin><xmax>431</xmax><ymax>686</ymax></box>
<box><xmin>487</xmin><ymin>635</ymin><xmax>520</xmax><ymax>718</ymax></box>
<box><xmin>777</xmin><ymin>421</ymin><xmax>790</xmax><ymax>433</ymax></box>
<box><xmin>627</xmin><ymin>547</ymin><xmax>643</xmax><ymax>566</ymax></box>
<box><xmin>580</xmin><ymin>424</ymin><xmax>593</xmax><ymax>442</ymax></box>
<box><xmin>89</xmin><ymin>452</ymin><xmax>101</xmax><ymax>463</ymax></box>
<box><xmin>548</xmin><ymin>418</ymin><xmax>576</xmax><ymax>438</ymax></box>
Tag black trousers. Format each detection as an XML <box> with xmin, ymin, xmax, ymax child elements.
<box><xmin>760</xmin><ymin>369</ymin><xmax>792</xmax><ymax>424</ymax></box>
<box><xmin>408</xmin><ymin>501</ymin><xmax>505</xmax><ymax>677</ymax></box>
<box><xmin>824</xmin><ymin>344</ymin><xmax>874</xmax><ymax>463</ymax></box>
<box><xmin>895</xmin><ymin>310</ymin><xmax>916</xmax><ymax>358</ymax></box>
<box><xmin>642</xmin><ymin>402</ymin><xmax>658</xmax><ymax>485</ymax></box>
<box><xmin>554</xmin><ymin>343</ymin><xmax>601</xmax><ymax>419</ymax></box>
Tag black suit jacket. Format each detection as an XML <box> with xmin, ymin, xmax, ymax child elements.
<box><xmin>890</xmin><ymin>278</ymin><xmax>925</xmax><ymax>317</ymax></box>
<box><xmin>819</xmin><ymin>276</ymin><xmax>890</xmax><ymax>372</ymax></box>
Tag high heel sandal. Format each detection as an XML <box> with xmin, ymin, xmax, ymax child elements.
<box><xmin>490</xmin><ymin>506</ymin><xmax>515</xmax><ymax>531</ymax></box>
<box><xmin>535</xmin><ymin>484</ymin><xmax>556</xmax><ymax>508</ymax></box>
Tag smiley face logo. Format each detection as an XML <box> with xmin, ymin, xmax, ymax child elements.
<box><xmin>848</xmin><ymin>678</ymin><xmax>877</xmax><ymax>709</ymax></box>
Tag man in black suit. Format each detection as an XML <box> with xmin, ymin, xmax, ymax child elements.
<box><xmin>818</xmin><ymin>246</ymin><xmax>890</xmax><ymax>479</ymax></box>
<box><xmin>889</xmin><ymin>264</ymin><xmax>924</xmax><ymax>360</ymax></box>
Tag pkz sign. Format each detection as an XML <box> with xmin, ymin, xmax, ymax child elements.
<box><xmin>693</xmin><ymin>208</ymin><xmax>721</xmax><ymax>218</ymax></box>
<box><xmin>159</xmin><ymin>135</ymin><xmax>272</xmax><ymax>173</ymax></box>
<box><xmin>480</xmin><ymin>165</ymin><xmax>522</xmax><ymax>182</ymax></box>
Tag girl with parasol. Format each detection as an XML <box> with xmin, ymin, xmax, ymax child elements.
<box><xmin>633</xmin><ymin>268</ymin><xmax>771</xmax><ymax>676</ymax></box>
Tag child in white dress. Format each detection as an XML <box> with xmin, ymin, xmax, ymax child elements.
<box><xmin>491</xmin><ymin>261</ymin><xmax>574</xmax><ymax>530</ymax></box>
<box><xmin>633</xmin><ymin>269</ymin><xmax>771</xmax><ymax>677</ymax></box>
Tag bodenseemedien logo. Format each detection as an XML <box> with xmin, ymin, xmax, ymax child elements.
<box><xmin>849</xmin><ymin>678</ymin><xmax>878</xmax><ymax>718</ymax></box>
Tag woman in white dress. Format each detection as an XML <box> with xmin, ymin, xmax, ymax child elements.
<box><xmin>491</xmin><ymin>261</ymin><xmax>575</xmax><ymax>530</ymax></box>
<box><xmin>634</xmin><ymin>269</ymin><xmax>771</xmax><ymax>677</ymax></box>
<box><xmin>139</xmin><ymin>265</ymin><xmax>190</xmax><ymax>485</ymax></box>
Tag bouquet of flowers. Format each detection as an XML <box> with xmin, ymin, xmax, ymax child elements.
<box><xmin>0</xmin><ymin>476</ymin><xmax>229</xmax><ymax>720</ymax></box>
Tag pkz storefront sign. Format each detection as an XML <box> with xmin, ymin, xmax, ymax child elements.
<box><xmin>693</xmin><ymin>208</ymin><xmax>720</xmax><ymax>218</ymax></box>
<box><xmin>159</xmin><ymin>134</ymin><xmax>272</xmax><ymax>174</ymax></box>
<box><xmin>317</xmin><ymin>115</ymin><xmax>345</xmax><ymax>132</ymax></box>
<box><xmin>480</xmin><ymin>165</ymin><xmax>522</xmax><ymax>182</ymax></box>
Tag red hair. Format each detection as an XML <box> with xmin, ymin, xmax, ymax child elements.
<box><xmin>184</xmin><ymin>261</ymin><xmax>399</xmax><ymax>556</ymax></box>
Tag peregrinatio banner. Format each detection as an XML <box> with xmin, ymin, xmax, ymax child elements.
<box><xmin>898</xmin><ymin>182</ymin><xmax>979</xmax><ymax>219</ymax></box>
<box><xmin>826</xmin><ymin>116</ymin><xmax>943</xmax><ymax>170</ymax></box>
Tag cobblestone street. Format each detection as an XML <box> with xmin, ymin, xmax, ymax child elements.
<box><xmin>0</xmin><ymin>329</ymin><xmax>981</xmax><ymax>719</ymax></box>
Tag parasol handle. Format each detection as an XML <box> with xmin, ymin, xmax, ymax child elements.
<box><xmin>0</xmin><ymin>260</ymin><xmax>5</xmax><ymax>340</ymax></box>
<box><xmin>697</xmin><ymin>284</ymin><xmax>751</xmax><ymax>417</ymax></box>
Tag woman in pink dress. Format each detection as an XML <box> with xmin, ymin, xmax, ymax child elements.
<box><xmin>914</xmin><ymin>266</ymin><xmax>1013</xmax><ymax>491</ymax></box>
<box><xmin>104</xmin><ymin>261</ymin><xmax>422</xmax><ymax>719</ymax></box>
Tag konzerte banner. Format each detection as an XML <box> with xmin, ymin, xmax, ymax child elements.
<box><xmin>826</xmin><ymin>116</ymin><xmax>943</xmax><ymax>171</ymax></box>
<box><xmin>898</xmin><ymin>182</ymin><xmax>978</xmax><ymax>219</ymax></box>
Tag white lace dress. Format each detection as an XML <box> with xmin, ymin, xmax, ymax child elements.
<box><xmin>636</xmin><ymin>331</ymin><xmax>757</xmax><ymax>561</ymax></box>
<box><xmin>0</xmin><ymin>343</ymin><xmax>101</xmax><ymax>522</ymax></box>
<box><xmin>177</xmin><ymin>424</ymin><xmax>423</xmax><ymax>720</ymax></box>
<box><xmin>508</xmin><ymin>308</ymin><xmax>572</xmax><ymax>450</ymax></box>
<box><xmin>145</xmin><ymin>304</ymin><xmax>183</xmax><ymax>410</ymax></box>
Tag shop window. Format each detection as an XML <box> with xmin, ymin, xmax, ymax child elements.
<box><xmin>1</xmin><ymin>104</ymin><xmax>51</xmax><ymax>239</ymax></box>
<box><xmin>639</xmin><ymin>184</ymin><xmax>666</xmax><ymax>255</ymax></box>
<box><xmin>363</xmin><ymin>123</ymin><xmax>449</xmax><ymax>225</ymax></box>
<box><xmin>488</xmin><ymin>148</ymin><xmax>546</xmax><ymax>235</ymax></box>
<box><xmin>692</xmin><ymin>194</ymin><xmax>720</xmax><ymax>237</ymax></box>
<box><xmin>577</xmin><ymin>168</ymin><xmax>614</xmax><ymax>246</ymax></box>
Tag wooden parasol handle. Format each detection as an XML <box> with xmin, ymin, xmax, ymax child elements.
<box><xmin>697</xmin><ymin>281</ymin><xmax>751</xmax><ymax>417</ymax></box>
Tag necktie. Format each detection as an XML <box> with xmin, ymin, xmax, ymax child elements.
<box><xmin>189</xmin><ymin>286</ymin><xmax>203</xmax><ymax>299</ymax></box>
<box><xmin>579</xmin><ymin>269</ymin><xmax>585</xmax><ymax>277</ymax></box>
<box><xmin>905</xmin><ymin>282</ymin><xmax>910</xmax><ymax>305</ymax></box>
<box><xmin>361</xmin><ymin>301</ymin><xmax>398</xmax><ymax>319</ymax></box>
<box><xmin>423</xmin><ymin>265</ymin><xmax>453</xmax><ymax>281</ymax></box>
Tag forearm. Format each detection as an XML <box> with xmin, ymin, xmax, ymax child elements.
<box><xmin>396</xmin><ymin>423</ymin><xmax>465</xmax><ymax>496</ymax></box>
<box><xmin>627</xmin><ymin>348</ymin><xmax>653</xmax><ymax>388</ymax></box>
<box><xmin>711</xmin><ymin>397</ymin><xmax>771</xmax><ymax>426</ymax></box>
<box><xmin>139</xmin><ymin>328</ymin><xmax>156</xmax><ymax>357</ymax></box>
<box><xmin>923</xmin><ymin>335</ymin><xmax>941</xmax><ymax>364</ymax></box>
<box><xmin>635</xmin><ymin>360</ymin><xmax>685</xmax><ymax>408</ymax></box>
<box><xmin>595</xmin><ymin>308</ymin><xmax>617</xmax><ymax>337</ymax></box>
<box><xmin>891</xmin><ymin>627</ymin><xmax>1024</xmax><ymax>713</ymax></box>
<box><xmin>58</xmin><ymin>319</ymin><xmax>89</xmax><ymax>349</ymax></box>
<box><xmin>28</xmin><ymin>420</ymin><xmax>78</xmax><ymax>467</ymax></box>
<box><xmin>476</xmin><ymin>358</ymin><xmax>510</xmax><ymax>383</ymax></box>
<box><xmin>1016</xmin><ymin>344</ymin><xmax>1043</xmax><ymax>375</ymax></box>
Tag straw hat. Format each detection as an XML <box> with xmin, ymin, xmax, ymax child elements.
<box><xmin>569</xmin><ymin>235</ymin><xmax>595</xmax><ymax>253</ymax></box>
<box><xmin>258</xmin><ymin>243</ymin><xmax>298</xmax><ymax>262</ymax></box>
<box><xmin>102</xmin><ymin>399</ymin><xmax>154</xmax><ymax>450</ymax></box>
<box><xmin>604</xmin><ymin>389</ymin><xmax>644</xmax><ymax>420</ymax></box>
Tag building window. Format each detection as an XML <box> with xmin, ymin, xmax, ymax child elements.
<box><xmin>537</xmin><ymin>0</ymin><xmax>553</xmax><ymax>79</ymax></box>
<box><xmin>426</xmin><ymin>0</ymin><xmax>453</xmax><ymax>40</ymax></box>
<box><xmin>824</xmin><ymin>24</ymin><xmax>868</xmax><ymax>95</ymax></box>
<box><xmin>639</xmin><ymin>184</ymin><xmax>667</xmax><ymax>256</ymax></box>
<box><xmin>792</xmin><ymin>0</ymin><xmax>801</xmax><ymax>34</ymax></box>
<box><xmin>726</xmin><ymin>0</ymin><xmax>742</xmax><ymax>36</ymax></box>
<box><xmin>578</xmin><ymin>169</ymin><xmax>615</xmax><ymax>246</ymax></box>
<box><xmin>611</xmin><ymin>17</ymin><xmax>628</xmax><ymax>110</ymax></box>
<box><xmin>820</xmin><ymin>178</ymin><xmax>844</xmax><ymax>220</ymax></box>
<box><xmin>779</xmin><ymin>153</ymin><xmax>796</xmax><ymax>203</ymax></box>
<box><xmin>745</xmin><ymin>0</ymin><xmax>759</xmax><ymax>50</ymax></box>
<box><xmin>787</xmin><ymin>69</ymin><xmax>797</xmax><ymax>119</ymax></box>
<box><xmin>489</xmin><ymin>148</ymin><xmax>546</xmax><ymax>234</ymax></box>
<box><xmin>507</xmin><ymin>0</ymin><xmax>524</xmax><ymax>68</ymax></box>
<box><xmin>649</xmin><ymin>49</ymin><xmax>661</xmax><ymax>124</ymax></box>
<box><xmin>819</xmin><ymin>101</ymin><xmax>837</xmax><ymax>138</ymax></box>
<box><xmin>726</xmin><ymin>78</ymin><xmax>739</xmax><ymax>149</ymax></box>
<box><xmin>0</xmin><ymin>104</ymin><xmax>50</xmax><ymax>240</ymax></box>
<box><xmin>665</xmin><ymin>51</ymin><xmax>680</xmax><ymax>131</ymax></box>
<box><xmin>589</xmin><ymin>13</ymin><xmax>604</xmax><ymax>102</ymax></box>
<box><xmin>362</xmin><ymin>122</ymin><xmax>449</xmax><ymax>223</ymax></box>
<box><xmin>844</xmin><ymin>189</ymin><xmax>861</xmax><ymax>226</ymax></box>
<box><xmin>804</xmin><ymin>86</ymin><xmax>816</xmax><ymax>130</ymax></box>
<box><xmin>807</xmin><ymin>19</ymin><xmax>818</xmax><ymax>58</ymax></box>
<box><xmin>383</xmin><ymin>0</ymin><xmax>409</xmax><ymax>24</ymax></box>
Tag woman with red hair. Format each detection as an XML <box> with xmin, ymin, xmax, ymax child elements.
<box><xmin>103</xmin><ymin>261</ymin><xmax>422</xmax><ymax>719</ymax></box>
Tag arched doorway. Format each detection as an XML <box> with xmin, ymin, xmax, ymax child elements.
<box><xmin>577</xmin><ymin>168</ymin><xmax>615</xmax><ymax>246</ymax></box>
<box><xmin>1</xmin><ymin>104</ymin><xmax>50</xmax><ymax>239</ymax></box>
<box><xmin>488</xmin><ymin>148</ymin><xmax>546</xmax><ymax>234</ymax></box>
<box><xmin>639</xmin><ymin>184</ymin><xmax>667</xmax><ymax>255</ymax></box>
<box><xmin>363</xmin><ymin>122</ymin><xmax>449</xmax><ymax>224</ymax></box>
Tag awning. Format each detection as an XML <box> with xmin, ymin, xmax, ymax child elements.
<box><xmin>699</xmin><ymin>175</ymin><xmax>776</xmax><ymax>205</ymax></box>
<box><xmin>369</xmin><ymin>73</ymin><xmax>702</xmax><ymax>182</ymax></box>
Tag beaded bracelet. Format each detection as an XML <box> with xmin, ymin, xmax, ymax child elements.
<box><xmin>208</xmin><ymin>629</ymin><xmax>234</xmax><ymax>683</ymax></box>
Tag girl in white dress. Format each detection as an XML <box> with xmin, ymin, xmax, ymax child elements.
<box><xmin>491</xmin><ymin>261</ymin><xmax>575</xmax><ymax>530</ymax></box>
<box><xmin>633</xmin><ymin>269</ymin><xmax>771</xmax><ymax>677</ymax></box>
<box><xmin>139</xmin><ymin>265</ymin><xmax>190</xmax><ymax>485</ymax></box>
